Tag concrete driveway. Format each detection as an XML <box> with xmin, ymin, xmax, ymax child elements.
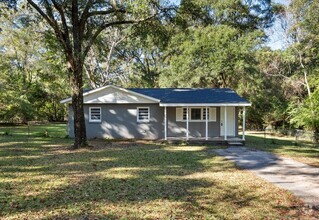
<box><xmin>213</xmin><ymin>147</ymin><xmax>319</xmax><ymax>208</ymax></box>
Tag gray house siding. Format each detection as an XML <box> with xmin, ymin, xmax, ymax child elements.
<box><xmin>68</xmin><ymin>105</ymin><xmax>239</xmax><ymax>139</ymax></box>
<box><xmin>166</xmin><ymin>107</ymin><xmax>221</xmax><ymax>138</ymax></box>
<box><xmin>166</xmin><ymin>107</ymin><xmax>239</xmax><ymax>138</ymax></box>
<box><xmin>68</xmin><ymin>104</ymin><xmax>164</xmax><ymax>139</ymax></box>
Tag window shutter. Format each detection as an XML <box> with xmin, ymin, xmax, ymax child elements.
<box><xmin>209</xmin><ymin>108</ymin><xmax>216</xmax><ymax>121</ymax></box>
<box><xmin>176</xmin><ymin>108</ymin><xmax>183</xmax><ymax>121</ymax></box>
<box><xmin>203</xmin><ymin>108</ymin><xmax>208</xmax><ymax>120</ymax></box>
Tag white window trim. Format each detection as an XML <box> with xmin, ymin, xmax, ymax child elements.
<box><xmin>89</xmin><ymin>107</ymin><xmax>102</xmax><ymax>123</ymax></box>
<box><xmin>137</xmin><ymin>107</ymin><xmax>150</xmax><ymax>122</ymax></box>
<box><xmin>176</xmin><ymin>107</ymin><xmax>217</xmax><ymax>122</ymax></box>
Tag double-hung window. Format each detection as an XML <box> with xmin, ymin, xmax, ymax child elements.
<box><xmin>89</xmin><ymin>107</ymin><xmax>101</xmax><ymax>122</ymax></box>
<box><xmin>137</xmin><ymin>107</ymin><xmax>150</xmax><ymax>122</ymax></box>
<box><xmin>190</xmin><ymin>108</ymin><xmax>201</xmax><ymax>121</ymax></box>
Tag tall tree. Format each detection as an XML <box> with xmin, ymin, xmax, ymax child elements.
<box><xmin>0</xmin><ymin>2</ymin><xmax>68</xmax><ymax>123</ymax></box>
<box><xmin>26</xmin><ymin>0</ymin><xmax>173</xmax><ymax>148</ymax></box>
<box><xmin>286</xmin><ymin>0</ymin><xmax>319</xmax><ymax>133</ymax></box>
<box><xmin>158</xmin><ymin>0</ymin><xmax>276</xmax><ymax>88</ymax></box>
<box><xmin>159</xmin><ymin>25</ymin><xmax>263</xmax><ymax>88</ymax></box>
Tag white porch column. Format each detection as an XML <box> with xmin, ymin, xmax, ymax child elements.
<box><xmin>164</xmin><ymin>106</ymin><xmax>167</xmax><ymax>140</ymax></box>
<box><xmin>186</xmin><ymin>106</ymin><xmax>189</xmax><ymax>140</ymax></box>
<box><xmin>224</xmin><ymin>106</ymin><xmax>227</xmax><ymax>140</ymax></box>
<box><xmin>242</xmin><ymin>106</ymin><xmax>246</xmax><ymax>141</ymax></box>
<box><xmin>205</xmin><ymin>106</ymin><xmax>208</xmax><ymax>140</ymax></box>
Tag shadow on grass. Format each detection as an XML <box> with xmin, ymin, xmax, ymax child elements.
<box><xmin>0</xmin><ymin>138</ymin><xmax>265</xmax><ymax>219</ymax></box>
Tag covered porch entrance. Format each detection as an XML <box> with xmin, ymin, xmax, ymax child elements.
<box><xmin>162</xmin><ymin>105</ymin><xmax>247</xmax><ymax>142</ymax></box>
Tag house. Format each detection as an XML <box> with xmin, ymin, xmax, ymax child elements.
<box><xmin>60</xmin><ymin>85</ymin><xmax>251</xmax><ymax>142</ymax></box>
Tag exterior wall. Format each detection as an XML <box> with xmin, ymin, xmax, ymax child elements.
<box><xmin>68</xmin><ymin>104</ymin><xmax>164</xmax><ymax>139</ymax></box>
<box><xmin>166</xmin><ymin>107</ymin><xmax>221</xmax><ymax>137</ymax></box>
<box><xmin>167</xmin><ymin>107</ymin><xmax>239</xmax><ymax>138</ymax></box>
<box><xmin>68</xmin><ymin>105</ymin><xmax>240</xmax><ymax>139</ymax></box>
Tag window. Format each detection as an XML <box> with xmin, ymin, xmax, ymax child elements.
<box><xmin>191</xmin><ymin>108</ymin><xmax>201</xmax><ymax>120</ymax></box>
<box><xmin>89</xmin><ymin>107</ymin><xmax>101</xmax><ymax>122</ymax></box>
<box><xmin>176</xmin><ymin>107</ymin><xmax>217</xmax><ymax>122</ymax></box>
<box><xmin>137</xmin><ymin>107</ymin><xmax>150</xmax><ymax>122</ymax></box>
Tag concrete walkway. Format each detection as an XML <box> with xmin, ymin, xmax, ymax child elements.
<box><xmin>213</xmin><ymin>147</ymin><xmax>319</xmax><ymax>207</ymax></box>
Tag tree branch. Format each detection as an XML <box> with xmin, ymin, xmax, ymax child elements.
<box><xmin>26</xmin><ymin>0</ymin><xmax>55</xmax><ymax>28</ymax></box>
<box><xmin>27</xmin><ymin>0</ymin><xmax>69</xmax><ymax>52</ymax></box>
<box><xmin>83</xmin><ymin>11</ymin><xmax>158</xmax><ymax>59</ymax></box>
<box><xmin>79</xmin><ymin>0</ymin><xmax>94</xmax><ymax>36</ymax></box>
<box><xmin>87</xmin><ymin>8</ymin><xmax>126</xmax><ymax>17</ymax></box>
<box><xmin>51</xmin><ymin>0</ymin><xmax>72</xmax><ymax>52</ymax></box>
<box><xmin>83</xmin><ymin>20</ymin><xmax>135</xmax><ymax>59</ymax></box>
<box><xmin>81</xmin><ymin>0</ymin><xmax>94</xmax><ymax>20</ymax></box>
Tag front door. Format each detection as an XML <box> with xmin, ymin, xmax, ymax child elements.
<box><xmin>220</xmin><ymin>107</ymin><xmax>235</xmax><ymax>136</ymax></box>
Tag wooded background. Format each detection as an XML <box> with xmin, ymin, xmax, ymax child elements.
<box><xmin>0</xmin><ymin>0</ymin><xmax>318</xmax><ymax>134</ymax></box>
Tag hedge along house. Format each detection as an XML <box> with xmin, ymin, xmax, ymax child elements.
<box><xmin>60</xmin><ymin>85</ymin><xmax>251</xmax><ymax>143</ymax></box>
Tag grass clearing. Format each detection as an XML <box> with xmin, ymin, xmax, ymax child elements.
<box><xmin>0</xmin><ymin>124</ymin><xmax>318</xmax><ymax>219</ymax></box>
<box><xmin>245</xmin><ymin>131</ymin><xmax>319</xmax><ymax>167</ymax></box>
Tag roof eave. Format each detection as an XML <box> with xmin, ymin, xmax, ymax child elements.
<box><xmin>159</xmin><ymin>103</ymin><xmax>252</xmax><ymax>107</ymax></box>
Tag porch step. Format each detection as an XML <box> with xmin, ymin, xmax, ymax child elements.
<box><xmin>227</xmin><ymin>141</ymin><xmax>244</xmax><ymax>146</ymax></box>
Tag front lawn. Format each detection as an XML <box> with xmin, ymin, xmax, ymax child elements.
<box><xmin>245</xmin><ymin>131</ymin><xmax>319</xmax><ymax>167</ymax></box>
<box><xmin>0</xmin><ymin>124</ymin><xmax>317</xmax><ymax>219</ymax></box>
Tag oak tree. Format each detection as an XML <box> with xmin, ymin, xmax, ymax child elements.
<box><xmin>26</xmin><ymin>0</ymin><xmax>172</xmax><ymax>148</ymax></box>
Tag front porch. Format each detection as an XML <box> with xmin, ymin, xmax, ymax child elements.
<box><xmin>162</xmin><ymin>105</ymin><xmax>248</xmax><ymax>143</ymax></box>
<box><xmin>165</xmin><ymin>136</ymin><xmax>245</xmax><ymax>145</ymax></box>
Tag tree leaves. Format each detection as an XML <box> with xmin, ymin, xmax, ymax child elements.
<box><xmin>159</xmin><ymin>25</ymin><xmax>262</xmax><ymax>88</ymax></box>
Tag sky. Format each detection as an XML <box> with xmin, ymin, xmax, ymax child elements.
<box><xmin>266</xmin><ymin>0</ymin><xmax>291</xmax><ymax>50</ymax></box>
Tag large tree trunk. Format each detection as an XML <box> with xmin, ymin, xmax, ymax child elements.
<box><xmin>70</xmin><ymin>65</ymin><xmax>87</xmax><ymax>149</ymax></box>
<box><xmin>70</xmin><ymin>0</ymin><xmax>87</xmax><ymax>149</ymax></box>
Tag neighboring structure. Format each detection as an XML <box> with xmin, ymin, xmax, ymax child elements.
<box><xmin>60</xmin><ymin>85</ymin><xmax>251</xmax><ymax>142</ymax></box>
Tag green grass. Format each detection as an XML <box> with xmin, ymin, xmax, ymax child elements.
<box><xmin>245</xmin><ymin>131</ymin><xmax>319</xmax><ymax>167</ymax></box>
<box><xmin>0</xmin><ymin>124</ymin><xmax>317</xmax><ymax>219</ymax></box>
<box><xmin>0</xmin><ymin>123</ymin><xmax>67</xmax><ymax>139</ymax></box>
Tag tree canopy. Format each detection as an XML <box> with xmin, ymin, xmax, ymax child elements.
<box><xmin>1</xmin><ymin>0</ymin><xmax>318</xmax><ymax>145</ymax></box>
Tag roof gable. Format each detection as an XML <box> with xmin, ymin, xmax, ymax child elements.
<box><xmin>60</xmin><ymin>85</ymin><xmax>159</xmax><ymax>104</ymax></box>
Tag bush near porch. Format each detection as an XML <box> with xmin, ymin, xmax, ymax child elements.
<box><xmin>0</xmin><ymin>124</ymin><xmax>318</xmax><ymax>219</ymax></box>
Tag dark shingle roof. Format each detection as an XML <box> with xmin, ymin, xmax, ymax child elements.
<box><xmin>129</xmin><ymin>88</ymin><xmax>249</xmax><ymax>104</ymax></box>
